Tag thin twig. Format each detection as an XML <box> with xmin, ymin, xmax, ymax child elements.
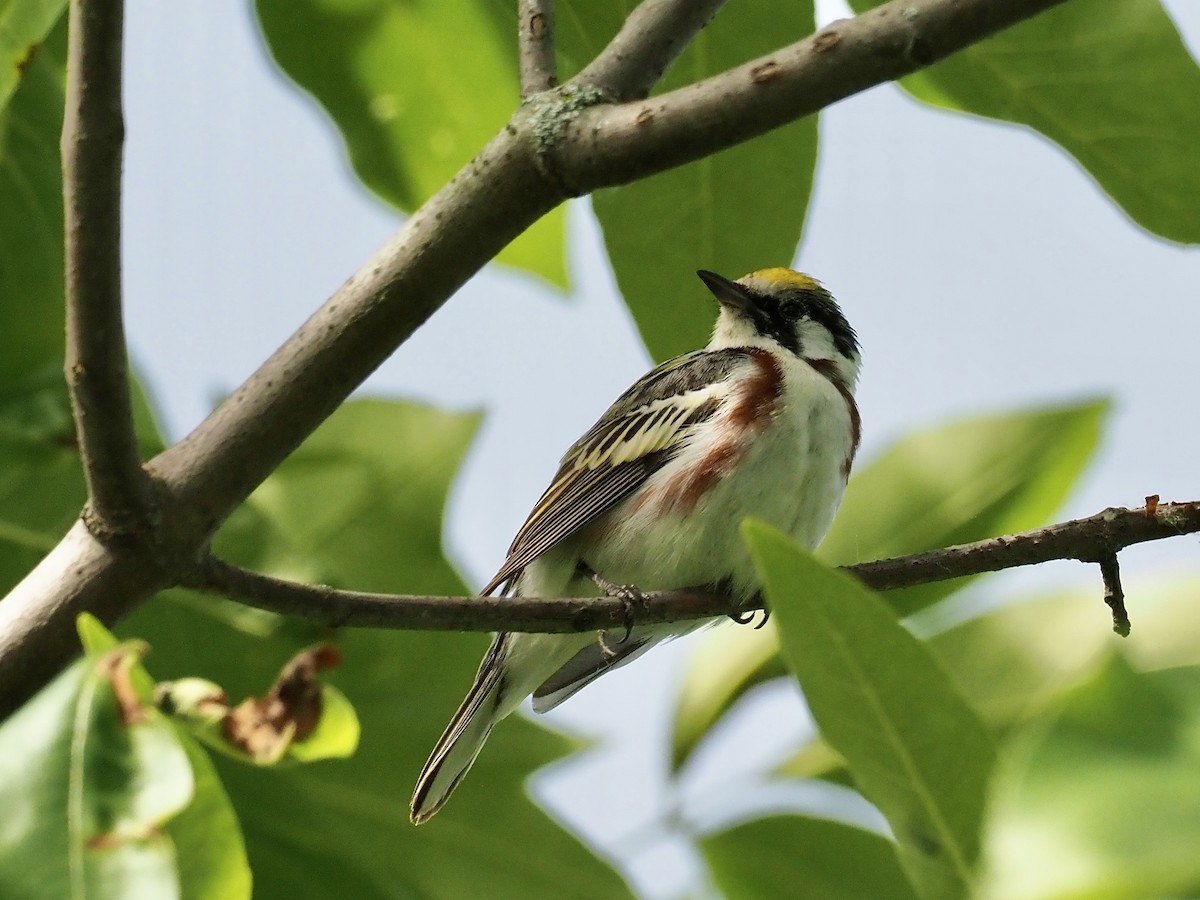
<box><xmin>574</xmin><ymin>0</ymin><xmax>730</xmax><ymax>101</ymax></box>
<box><xmin>185</xmin><ymin>501</ymin><xmax>1200</xmax><ymax>634</ymax></box>
<box><xmin>519</xmin><ymin>0</ymin><xmax>557</xmax><ymax>97</ymax></box>
<box><xmin>62</xmin><ymin>0</ymin><xmax>150</xmax><ymax>537</ymax></box>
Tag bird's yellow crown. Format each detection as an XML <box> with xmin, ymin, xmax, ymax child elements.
<box><xmin>739</xmin><ymin>267</ymin><xmax>821</xmax><ymax>294</ymax></box>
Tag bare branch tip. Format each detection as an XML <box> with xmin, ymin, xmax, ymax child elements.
<box><xmin>1098</xmin><ymin>555</ymin><xmax>1131</xmax><ymax>638</ymax></box>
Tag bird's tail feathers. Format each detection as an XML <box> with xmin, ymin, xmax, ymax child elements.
<box><xmin>410</xmin><ymin>636</ymin><xmax>509</xmax><ymax>825</ymax></box>
<box><xmin>531</xmin><ymin>634</ymin><xmax>652</xmax><ymax>713</ymax></box>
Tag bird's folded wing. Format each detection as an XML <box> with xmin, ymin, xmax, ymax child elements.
<box><xmin>479</xmin><ymin>349</ymin><xmax>753</xmax><ymax>596</ymax></box>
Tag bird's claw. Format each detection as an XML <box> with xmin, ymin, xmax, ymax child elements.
<box><xmin>590</xmin><ymin>571</ymin><xmax>647</xmax><ymax>646</ymax></box>
<box><xmin>729</xmin><ymin>607</ymin><xmax>771</xmax><ymax>629</ymax></box>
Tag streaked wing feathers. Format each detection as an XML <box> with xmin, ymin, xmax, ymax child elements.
<box><xmin>480</xmin><ymin>349</ymin><xmax>754</xmax><ymax>596</ymax></box>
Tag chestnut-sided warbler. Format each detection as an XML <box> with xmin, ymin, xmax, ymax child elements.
<box><xmin>411</xmin><ymin>267</ymin><xmax>861</xmax><ymax>824</ymax></box>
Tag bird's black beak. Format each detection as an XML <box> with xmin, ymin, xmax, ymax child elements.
<box><xmin>697</xmin><ymin>270</ymin><xmax>756</xmax><ymax>315</ymax></box>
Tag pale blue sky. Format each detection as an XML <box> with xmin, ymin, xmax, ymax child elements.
<box><xmin>120</xmin><ymin>3</ymin><xmax>1200</xmax><ymax>895</ymax></box>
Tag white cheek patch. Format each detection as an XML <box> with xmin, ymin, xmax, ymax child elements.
<box><xmin>798</xmin><ymin>320</ymin><xmax>838</xmax><ymax>360</ymax></box>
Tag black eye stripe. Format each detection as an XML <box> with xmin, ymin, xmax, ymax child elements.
<box><xmin>742</xmin><ymin>286</ymin><xmax>858</xmax><ymax>360</ymax></box>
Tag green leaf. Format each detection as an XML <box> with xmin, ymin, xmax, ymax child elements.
<box><xmin>0</xmin><ymin>368</ymin><xmax>84</xmax><ymax>593</ymax></box>
<box><xmin>253</xmin><ymin>0</ymin><xmax>566</xmax><ymax>287</ymax></box>
<box><xmin>0</xmin><ymin>365</ymin><xmax>166</xmax><ymax>595</ymax></box>
<box><xmin>701</xmin><ymin>815</ymin><xmax>918</xmax><ymax>900</ymax></box>
<box><xmin>779</xmin><ymin>573</ymin><xmax>1200</xmax><ymax>783</ymax></box>
<box><xmin>0</xmin><ymin>13</ymin><xmax>66</xmax><ymax>381</ymax></box>
<box><xmin>928</xmin><ymin>572</ymin><xmax>1200</xmax><ymax>732</ymax></box>
<box><xmin>123</xmin><ymin>398</ymin><xmax>632</xmax><ymax>898</ymax></box>
<box><xmin>214</xmin><ymin>398</ymin><xmax>480</xmax><ymax>594</ymax></box>
<box><xmin>849</xmin><ymin>0</ymin><xmax>1200</xmax><ymax>244</ymax></box>
<box><xmin>0</xmin><ymin>646</ymin><xmax>193</xmax><ymax>900</ymax></box>
<box><xmin>981</xmin><ymin>656</ymin><xmax>1200</xmax><ymax>899</ymax></box>
<box><xmin>746</xmin><ymin>521</ymin><xmax>996</xmax><ymax>900</ymax></box>
<box><xmin>168</xmin><ymin>737</ymin><xmax>252</xmax><ymax>900</ymax></box>
<box><xmin>0</xmin><ymin>0</ymin><xmax>65</xmax><ymax>110</ymax></box>
<box><xmin>73</xmin><ymin>616</ymin><xmax>252</xmax><ymax>899</ymax></box>
<box><xmin>926</xmin><ymin>589</ymin><xmax>1114</xmax><ymax>727</ymax></box>
<box><xmin>669</xmin><ymin>401</ymin><xmax>1106</xmax><ymax>773</ymax></box>
<box><xmin>587</xmin><ymin>1</ymin><xmax>819</xmax><ymax>360</ymax></box>
<box><xmin>78</xmin><ymin>611</ymin><xmax>120</xmax><ymax>654</ymax></box>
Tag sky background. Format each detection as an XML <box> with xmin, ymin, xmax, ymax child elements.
<box><xmin>119</xmin><ymin>2</ymin><xmax>1199</xmax><ymax>896</ymax></box>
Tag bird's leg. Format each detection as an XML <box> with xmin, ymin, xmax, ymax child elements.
<box><xmin>577</xmin><ymin>562</ymin><xmax>647</xmax><ymax>647</ymax></box>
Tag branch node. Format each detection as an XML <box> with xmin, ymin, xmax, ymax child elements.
<box><xmin>522</xmin><ymin>84</ymin><xmax>612</xmax><ymax>196</ymax></box>
<box><xmin>1098</xmin><ymin>554</ymin><xmax>1131</xmax><ymax>638</ymax></box>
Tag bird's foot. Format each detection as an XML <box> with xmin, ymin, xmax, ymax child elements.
<box><xmin>590</xmin><ymin>571</ymin><xmax>648</xmax><ymax>647</ymax></box>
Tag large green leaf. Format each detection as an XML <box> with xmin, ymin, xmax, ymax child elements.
<box><xmin>0</xmin><ymin>644</ymin><xmax>194</xmax><ymax>899</ymax></box>
<box><xmin>779</xmin><ymin>573</ymin><xmax>1200</xmax><ymax>783</ymax></box>
<box><xmin>670</xmin><ymin>401</ymin><xmax>1106</xmax><ymax>772</ymax></box>
<box><xmin>254</xmin><ymin>0</ymin><xmax>566</xmax><ymax>287</ymax></box>
<box><xmin>0</xmin><ymin>13</ymin><xmax>65</xmax><ymax>381</ymax></box>
<box><xmin>0</xmin><ymin>367</ymin><xmax>86</xmax><ymax>591</ymax></box>
<box><xmin>123</xmin><ymin>399</ymin><xmax>632</xmax><ymax>899</ymax></box>
<box><xmin>930</xmin><ymin>573</ymin><xmax>1200</xmax><ymax>732</ymax></box>
<box><xmin>701</xmin><ymin>814</ymin><xmax>919</xmax><ymax>900</ymax></box>
<box><xmin>849</xmin><ymin>0</ymin><xmax>1200</xmax><ymax>244</ymax></box>
<box><xmin>981</xmin><ymin>656</ymin><xmax>1200</xmax><ymax>899</ymax></box>
<box><xmin>747</xmin><ymin>521</ymin><xmax>996</xmax><ymax>900</ymax></box>
<box><xmin>585</xmin><ymin>1</ymin><xmax>819</xmax><ymax>360</ymax></box>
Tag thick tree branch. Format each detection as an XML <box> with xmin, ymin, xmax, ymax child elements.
<box><xmin>574</xmin><ymin>0</ymin><xmax>729</xmax><ymax>101</ymax></box>
<box><xmin>61</xmin><ymin>0</ymin><xmax>149</xmax><ymax>537</ymax></box>
<box><xmin>557</xmin><ymin>0</ymin><xmax>1070</xmax><ymax>191</ymax></box>
<box><xmin>1</xmin><ymin>0</ymin><xmax>1078</xmax><ymax>718</ymax></box>
<box><xmin>187</xmin><ymin>501</ymin><xmax>1200</xmax><ymax>634</ymax></box>
<box><xmin>518</xmin><ymin>0</ymin><xmax>557</xmax><ymax>97</ymax></box>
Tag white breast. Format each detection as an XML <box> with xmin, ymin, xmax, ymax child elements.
<box><xmin>582</xmin><ymin>352</ymin><xmax>855</xmax><ymax>603</ymax></box>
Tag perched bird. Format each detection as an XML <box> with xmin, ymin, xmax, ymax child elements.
<box><xmin>411</xmin><ymin>267</ymin><xmax>862</xmax><ymax>824</ymax></box>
